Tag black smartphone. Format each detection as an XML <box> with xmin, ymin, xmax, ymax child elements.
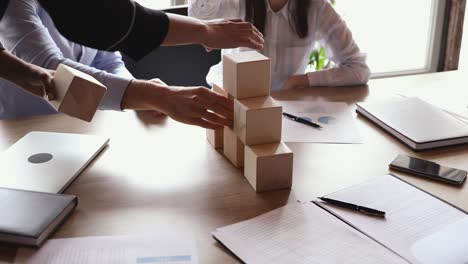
<box><xmin>389</xmin><ymin>154</ymin><xmax>467</xmax><ymax>185</ymax></box>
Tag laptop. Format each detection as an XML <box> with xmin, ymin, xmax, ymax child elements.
<box><xmin>0</xmin><ymin>131</ymin><xmax>109</xmax><ymax>193</ymax></box>
<box><xmin>357</xmin><ymin>97</ymin><xmax>468</xmax><ymax>150</ymax></box>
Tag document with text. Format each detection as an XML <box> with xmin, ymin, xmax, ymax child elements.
<box><xmin>15</xmin><ymin>234</ymin><xmax>198</xmax><ymax>264</ymax></box>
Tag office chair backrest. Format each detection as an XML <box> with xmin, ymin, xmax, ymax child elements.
<box><xmin>123</xmin><ymin>6</ymin><xmax>221</xmax><ymax>87</ymax></box>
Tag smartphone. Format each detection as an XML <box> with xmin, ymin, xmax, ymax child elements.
<box><xmin>389</xmin><ymin>154</ymin><xmax>467</xmax><ymax>185</ymax></box>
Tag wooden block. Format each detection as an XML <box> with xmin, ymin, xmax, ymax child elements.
<box><xmin>212</xmin><ymin>82</ymin><xmax>227</xmax><ymax>97</ymax></box>
<box><xmin>207</xmin><ymin>129</ymin><xmax>224</xmax><ymax>149</ymax></box>
<box><xmin>223</xmin><ymin>51</ymin><xmax>271</xmax><ymax>99</ymax></box>
<box><xmin>244</xmin><ymin>142</ymin><xmax>293</xmax><ymax>192</ymax></box>
<box><xmin>234</xmin><ymin>96</ymin><xmax>282</xmax><ymax>145</ymax></box>
<box><xmin>223</xmin><ymin>127</ymin><xmax>245</xmax><ymax>167</ymax></box>
<box><xmin>51</xmin><ymin>64</ymin><xmax>106</xmax><ymax>122</ymax></box>
<box><xmin>206</xmin><ymin>82</ymin><xmax>227</xmax><ymax>149</ymax></box>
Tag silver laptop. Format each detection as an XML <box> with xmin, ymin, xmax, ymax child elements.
<box><xmin>0</xmin><ymin>131</ymin><xmax>109</xmax><ymax>193</ymax></box>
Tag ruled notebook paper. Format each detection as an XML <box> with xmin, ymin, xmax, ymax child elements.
<box><xmin>213</xmin><ymin>202</ymin><xmax>406</xmax><ymax>264</ymax></box>
<box><xmin>319</xmin><ymin>175</ymin><xmax>466</xmax><ymax>264</ymax></box>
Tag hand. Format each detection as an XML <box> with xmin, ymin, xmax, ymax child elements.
<box><xmin>122</xmin><ymin>80</ymin><xmax>233</xmax><ymax>129</ymax></box>
<box><xmin>137</xmin><ymin>78</ymin><xmax>168</xmax><ymax>118</ymax></box>
<box><xmin>282</xmin><ymin>75</ymin><xmax>309</xmax><ymax>90</ymax></box>
<box><xmin>0</xmin><ymin>51</ymin><xmax>56</xmax><ymax>100</ymax></box>
<box><xmin>201</xmin><ymin>19</ymin><xmax>264</xmax><ymax>51</ymax></box>
<box><xmin>157</xmin><ymin>86</ymin><xmax>233</xmax><ymax>129</ymax></box>
<box><xmin>15</xmin><ymin>66</ymin><xmax>56</xmax><ymax>100</ymax></box>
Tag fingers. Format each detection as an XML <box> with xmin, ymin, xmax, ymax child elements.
<box><xmin>238</xmin><ymin>33</ymin><xmax>264</xmax><ymax>50</ymax></box>
<box><xmin>227</xmin><ymin>21</ymin><xmax>264</xmax><ymax>50</ymax></box>
<box><xmin>26</xmin><ymin>86</ymin><xmax>46</xmax><ymax>98</ymax></box>
<box><xmin>196</xmin><ymin>108</ymin><xmax>232</xmax><ymax>127</ymax></box>
<box><xmin>187</xmin><ymin>117</ymin><xmax>224</xmax><ymax>130</ymax></box>
<box><xmin>194</xmin><ymin>88</ymin><xmax>233</xmax><ymax>120</ymax></box>
<box><xmin>41</xmin><ymin>72</ymin><xmax>56</xmax><ymax>100</ymax></box>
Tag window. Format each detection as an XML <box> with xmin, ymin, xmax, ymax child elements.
<box><xmin>335</xmin><ymin>0</ymin><xmax>447</xmax><ymax>78</ymax></box>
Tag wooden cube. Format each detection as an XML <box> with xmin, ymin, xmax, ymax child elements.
<box><xmin>206</xmin><ymin>82</ymin><xmax>228</xmax><ymax>149</ymax></box>
<box><xmin>223</xmin><ymin>51</ymin><xmax>271</xmax><ymax>99</ymax></box>
<box><xmin>212</xmin><ymin>82</ymin><xmax>227</xmax><ymax>97</ymax></box>
<box><xmin>223</xmin><ymin>127</ymin><xmax>244</xmax><ymax>167</ymax></box>
<box><xmin>207</xmin><ymin>129</ymin><xmax>223</xmax><ymax>149</ymax></box>
<box><xmin>244</xmin><ymin>142</ymin><xmax>293</xmax><ymax>192</ymax></box>
<box><xmin>234</xmin><ymin>96</ymin><xmax>282</xmax><ymax>145</ymax></box>
<box><xmin>50</xmin><ymin>64</ymin><xmax>106</xmax><ymax>122</ymax></box>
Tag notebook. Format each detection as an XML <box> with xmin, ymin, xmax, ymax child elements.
<box><xmin>356</xmin><ymin>97</ymin><xmax>468</xmax><ymax>150</ymax></box>
<box><xmin>318</xmin><ymin>175</ymin><xmax>466</xmax><ymax>263</ymax></box>
<box><xmin>0</xmin><ymin>131</ymin><xmax>109</xmax><ymax>193</ymax></box>
<box><xmin>213</xmin><ymin>174</ymin><xmax>465</xmax><ymax>263</ymax></box>
<box><xmin>212</xmin><ymin>202</ymin><xmax>406</xmax><ymax>264</ymax></box>
<box><xmin>0</xmin><ymin>187</ymin><xmax>77</xmax><ymax>247</ymax></box>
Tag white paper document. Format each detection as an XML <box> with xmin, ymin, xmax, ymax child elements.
<box><xmin>15</xmin><ymin>234</ymin><xmax>198</xmax><ymax>264</ymax></box>
<box><xmin>281</xmin><ymin>101</ymin><xmax>361</xmax><ymax>143</ymax></box>
<box><xmin>213</xmin><ymin>202</ymin><xmax>406</xmax><ymax>264</ymax></box>
<box><xmin>412</xmin><ymin>216</ymin><xmax>468</xmax><ymax>264</ymax></box>
<box><xmin>319</xmin><ymin>175</ymin><xmax>466</xmax><ymax>264</ymax></box>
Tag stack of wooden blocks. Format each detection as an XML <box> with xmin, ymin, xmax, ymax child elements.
<box><xmin>206</xmin><ymin>51</ymin><xmax>294</xmax><ymax>192</ymax></box>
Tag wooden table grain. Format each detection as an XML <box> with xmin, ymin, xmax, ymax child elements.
<box><xmin>1</xmin><ymin>70</ymin><xmax>468</xmax><ymax>263</ymax></box>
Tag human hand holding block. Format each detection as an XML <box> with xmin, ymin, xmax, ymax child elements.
<box><xmin>223</xmin><ymin>51</ymin><xmax>270</xmax><ymax>99</ymax></box>
<box><xmin>50</xmin><ymin>64</ymin><xmax>106</xmax><ymax>122</ymax></box>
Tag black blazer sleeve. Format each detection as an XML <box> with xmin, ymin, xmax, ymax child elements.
<box><xmin>37</xmin><ymin>0</ymin><xmax>170</xmax><ymax>61</ymax></box>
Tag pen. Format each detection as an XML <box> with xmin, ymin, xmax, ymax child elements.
<box><xmin>283</xmin><ymin>112</ymin><xmax>322</xmax><ymax>128</ymax></box>
<box><xmin>318</xmin><ymin>197</ymin><xmax>386</xmax><ymax>217</ymax></box>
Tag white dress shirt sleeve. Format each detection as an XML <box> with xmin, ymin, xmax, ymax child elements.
<box><xmin>0</xmin><ymin>0</ymin><xmax>133</xmax><ymax>111</ymax></box>
<box><xmin>188</xmin><ymin>0</ymin><xmax>242</xmax><ymax>20</ymax></box>
<box><xmin>91</xmin><ymin>50</ymin><xmax>135</xmax><ymax>79</ymax></box>
<box><xmin>307</xmin><ymin>0</ymin><xmax>370</xmax><ymax>87</ymax></box>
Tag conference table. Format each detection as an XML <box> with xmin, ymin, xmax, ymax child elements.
<box><xmin>1</xmin><ymin>70</ymin><xmax>468</xmax><ymax>263</ymax></box>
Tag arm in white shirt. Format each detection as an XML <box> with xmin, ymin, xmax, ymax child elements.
<box><xmin>188</xmin><ymin>0</ymin><xmax>242</xmax><ymax>20</ymax></box>
<box><xmin>0</xmin><ymin>0</ymin><xmax>132</xmax><ymax>111</ymax></box>
<box><xmin>91</xmin><ymin>50</ymin><xmax>134</xmax><ymax>79</ymax></box>
<box><xmin>306</xmin><ymin>0</ymin><xmax>370</xmax><ymax>87</ymax></box>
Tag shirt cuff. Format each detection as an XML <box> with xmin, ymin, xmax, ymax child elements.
<box><xmin>118</xmin><ymin>2</ymin><xmax>170</xmax><ymax>61</ymax></box>
<box><xmin>99</xmin><ymin>74</ymin><xmax>132</xmax><ymax>111</ymax></box>
<box><xmin>307</xmin><ymin>71</ymin><xmax>327</xmax><ymax>87</ymax></box>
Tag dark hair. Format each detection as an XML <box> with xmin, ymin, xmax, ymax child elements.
<box><xmin>245</xmin><ymin>0</ymin><xmax>311</xmax><ymax>38</ymax></box>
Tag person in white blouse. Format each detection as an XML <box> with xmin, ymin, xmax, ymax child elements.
<box><xmin>189</xmin><ymin>0</ymin><xmax>370</xmax><ymax>91</ymax></box>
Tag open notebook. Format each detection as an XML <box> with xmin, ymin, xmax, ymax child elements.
<box><xmin>356</xmin><ymin>97</ymin><xmax>468</xmax><ymax>150</ymax></box>
<box><xmin>213</xmin><ymin>175</ymin><xmax>466</xmax><ymax>263</ymax></box>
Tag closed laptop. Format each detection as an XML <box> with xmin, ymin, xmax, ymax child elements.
<box><xmin>357</xmin><ymin>97</ymin><xmax>468</xmax><ymax>150</ymax></box>
<box><xmin>0</xmin><ymin>131</ymin><xmax>108</xmax><ymax>193</ymax></box>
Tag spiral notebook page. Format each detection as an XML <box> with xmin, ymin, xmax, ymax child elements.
<box><xmin>213</xmin><ymin>202</ymin><xmax>406</xmax><ymax>264</ymax></box>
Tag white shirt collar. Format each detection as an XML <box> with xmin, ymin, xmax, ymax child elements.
<box><xmin>266</xmin><ymin>2</ymin><xmax>289</xmax><ymax>19</ymax></box>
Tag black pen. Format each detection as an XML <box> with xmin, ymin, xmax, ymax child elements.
<box><xmin>283</xmin><ymin>112</ymin><xmax>322</xmax><ymax>128</ymax></box>
<box><xmin>318</xmin><ymin>197</ymin><xmax>386</xmax><ymax>217</ymax></box>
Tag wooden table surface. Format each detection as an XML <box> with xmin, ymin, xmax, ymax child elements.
<box><xmin>1</xmin><ymin>70</ymin><xmax>468</xmax><ymax>263</ymax></box>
